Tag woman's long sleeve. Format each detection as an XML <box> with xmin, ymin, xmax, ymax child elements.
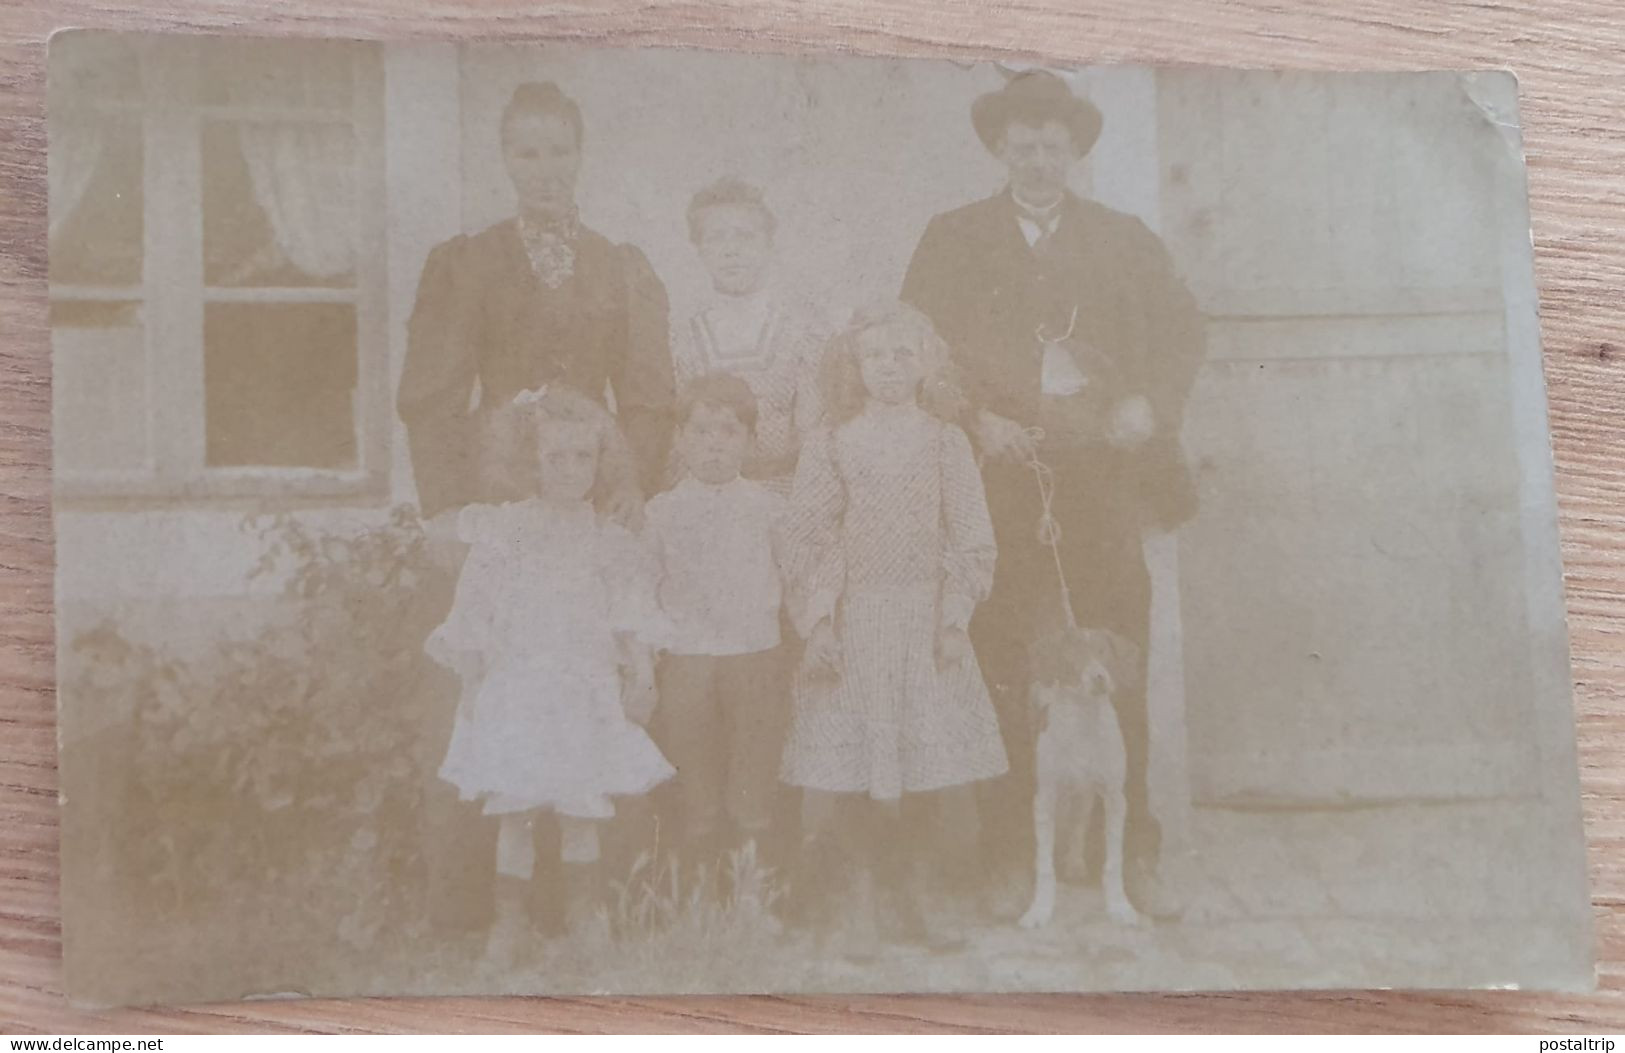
<box><xmin>398</xmin><ymin>235</ymin><xmax>481</xmax><ymax>518</ymax></box>
<box><xmin>613</xmin><ymin>243</ymin><xmax>676</xmax><ymax>490</ymax></box>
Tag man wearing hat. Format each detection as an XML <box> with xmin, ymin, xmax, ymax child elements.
<box><xmin>901</xmin><ymin>69</ymin><xmax>1205</xmax><ymax>917</ymax></box>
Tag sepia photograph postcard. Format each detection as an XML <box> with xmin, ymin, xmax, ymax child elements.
<box><xmin>47</xmin><ymin>29</ymin><xmax>1593</xmax><ymax>1006</ymax></box>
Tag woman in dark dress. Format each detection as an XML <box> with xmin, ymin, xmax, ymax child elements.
<box><xmin>399</xmin><ymin>81</ymin><xmax>674</xmax><ymax>519</ymax></box>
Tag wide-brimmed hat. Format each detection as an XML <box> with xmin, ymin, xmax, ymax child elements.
<box><xmin>971</xmin><ymin>70</ymin><xmax>1103</xmax><ymax>155</ymax></box>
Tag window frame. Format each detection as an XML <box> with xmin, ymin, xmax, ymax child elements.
<box><xmin>50</xmin><ymin>36</ymin><xmax>390</xmax><ymax>505</ymax></box>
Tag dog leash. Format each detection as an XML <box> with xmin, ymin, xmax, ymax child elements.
<box><xmin>1028</xmin><ymin>310</ymin><xmax>1085</xmax><ymax>633</ymax></box>
<box><xmin>1022</xmin><ymin>425</ymin><xmax>1079</xmax><ymax>633</ymax></box>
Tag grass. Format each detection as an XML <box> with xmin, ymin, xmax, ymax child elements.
<box><xmin>558</xmin><ymin>837</ymin><xmax>792</xmax><ymax>990</ymax></box>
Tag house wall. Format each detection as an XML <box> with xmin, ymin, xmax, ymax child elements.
<box><xmin>56</xmin><ymin>52</ymin><xmax>1560</xmax><ymax>809</ymax></box>
<box><xmin>1159</xmin><ymin>70</ymin><xmax>1551</xmax><ymax>803</ymax></box>
<box><xmin>56</xmin><ymin>50</ymin><xmax>1152</xmax><ymax>602</ymax></box>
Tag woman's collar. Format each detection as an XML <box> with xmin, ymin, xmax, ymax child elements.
<box><xmin>515</xmin><ymin>206</ymin><xmax>581</xmax><ymax>241</ymax></box>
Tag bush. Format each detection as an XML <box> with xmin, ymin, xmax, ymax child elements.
<box><xmin>62</xmin><ymin>504</ymin><xmax>802</xmax><ymax>998</ymax></box>
<box><xmin>62</xmin><ymin>505</ymin><xmax>450</xmax><ymax>992</ymax></box>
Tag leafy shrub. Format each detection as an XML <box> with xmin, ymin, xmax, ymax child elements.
<box><xmin>62</xmin><ymin>504</ymin><xmax>805</xmax><ymax>998</ymax></box>
<box><xmin>62</xmin><ymin>505</ymin><xmax>450</xmax><ymax>992</ymax></box>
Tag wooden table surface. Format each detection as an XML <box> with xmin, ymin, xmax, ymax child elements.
<box><xmin>3</xmin><ymin>0</ymin><xmax>1623</xmax><ymax>1034</ymax></box>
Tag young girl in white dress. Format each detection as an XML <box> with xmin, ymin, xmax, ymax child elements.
<box><xmin>781</xmin><ymin>300</ymin><xmax>1008</xmax><ymax>955</ymax></box>
<box><xmin>669</xmin><ymin>177</ymin><xmax>827</xmax><ymax>495</ymax></box>
<box><xmin>426</xmin><ymin>386</ymin><xmax>673</xmax><ymax>962</ymax></box>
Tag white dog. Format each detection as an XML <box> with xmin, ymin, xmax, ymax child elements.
<box><xmin>1019</xmin><ymin>625</ymin><xmax>1142</xmax><ymax>930</ymax></box>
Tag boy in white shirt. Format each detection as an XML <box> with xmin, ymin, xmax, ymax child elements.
<box><xmin>645</xmin><ymin>372</ymin><xmax>790</xmax><ymax>872</ymax></box>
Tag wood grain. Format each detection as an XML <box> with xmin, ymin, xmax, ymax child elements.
<box><xmin>4</xmin><ymin>0</ymin><xmax>1624</xmax><ymax>1034</ymax></box>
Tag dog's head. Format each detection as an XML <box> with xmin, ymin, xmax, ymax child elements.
<box><xmin>1027</xmin><ymin>625</ymin><xmax>1141</xmax><ymax>714</ymax></box>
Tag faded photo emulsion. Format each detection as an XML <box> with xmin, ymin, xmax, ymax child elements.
<box><xmin>48</xmin><ymin>31</ymin><xmax>1593</xmax><ymax>1005</ymax></box>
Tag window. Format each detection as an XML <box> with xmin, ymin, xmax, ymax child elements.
<box><xmin>49</xmin><ymin>34</ymin><xmax>387</xmax><ymax>501</ymax></box>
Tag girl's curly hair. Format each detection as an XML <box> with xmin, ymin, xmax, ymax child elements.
<box><xmin>817</xmin><ymin>299</ymin><xmax>967</xmax><ymax>428</ymax></box>
<box><xmin>479</xmin><ymin>384</ymin><xmax>641</xmax><ymax>515</ymax></box>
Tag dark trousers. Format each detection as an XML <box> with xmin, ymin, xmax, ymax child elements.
<box><xmin>973</xmin><ymin>448</ymin><xmax>1160</xmax><ymax>880</ymax></box>
<box><xmin>655</xmin><ymin>648</ymin><xmax>791</xmax><ymax>841</ymax></box>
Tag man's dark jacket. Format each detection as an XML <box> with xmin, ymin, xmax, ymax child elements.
<box><xmin>901</xmin><ymin>189</ymin><xmax>1205</xmax><ymax>532</ymax></box>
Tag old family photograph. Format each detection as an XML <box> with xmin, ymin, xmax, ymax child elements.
<box><xmin>52</xmin><ymin>35</ymin><xmax>1590</xmax><ymax>1001</ymax></box>
<box><xmin>397</xmin><ymin>66</ymin><xmax>1199</xmax><ymax>960</ymax></box>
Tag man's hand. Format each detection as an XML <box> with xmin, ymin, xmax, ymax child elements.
<box><xmin>975</xmin><ymin>409</ymin><xmax>1036</xmax><ymax>463</ymax></box>
<box><xmin>802</xmin><ymin>619</ymin><xmax>843</xmax><ymax>682</ymax></box>
<box><xmin>936</xmin><ymin>625</ymin><xmax>974</xmax><ymax>672</ymax></box>
<box><xmin>1108</xmin><ymin>395</ymin><xmax>1156</xmax><ymax>449</ymax></box>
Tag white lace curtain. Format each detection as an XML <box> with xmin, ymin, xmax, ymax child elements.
<box><xmin>227</xmin><ymin>42</ymin><xmax>358</xmax><ymax>282</ymax></box>
<box><xmin>52</xmin><ymin>39</ymin><xmax>360</xmax><ymax>281</ymax></box>
<box><xmin>47</xmin><ymin>35</ymin><xmax>117</xmax><ymax>244</ymax></box>
<box><xmin>235</xmin><ymin>121</ymin><xmax>357</xmax><ymax>281</ymax></box>
<box><xmin>48</xmin><ymin>119</ymin><xmax>104</xmax><ymax>243</ymax></box>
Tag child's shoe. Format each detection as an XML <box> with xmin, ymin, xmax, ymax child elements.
<box><xmin>561</xmin><ymin>861</ymin><xmax>608</xmax><ymax>948</ymax></box>
<box><xmin>483</xmin><ymin>875</ymin><xmax>531</xmax><ymax>969</ymax></box>
<box><xmin>785</xmin><ymin>830</ymin><xmax>840</xmax><ymax>933</ymax></box>
<box><xmin>879</xmin><ymin>848</ymin><xmax>966</xmax><ymax>954</ymax></box>
<box><xmin>840</xmin><ymin>866</ymin><xmax>882</xmax><ymax>962</ymax></box>
<box><xmin>888</xmin><ymin>887</ymin><xmax>967</xmax><ymax>954</ymax></box>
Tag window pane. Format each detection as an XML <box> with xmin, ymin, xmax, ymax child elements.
<box><xmin>49</xmin><ymin>32</ymin><xmax>143</xmax><ymax>106</ymax></box>
<box><xmin>204</xmin><ymin>303</ymin><xmax>357</xmax><ymax>469</ymax></box>
<box><xmin>200</xmin><ymin>39</ymin><xmax>355</xmax><ymax>108</ymax></box>
<box><xmin>203</xmin><ymin>120</ymin><xmax>357</xmax><ymax>288</ymax></box>
<box><xmin>48</xmin><ymin>33</ymin><xmax>143</xmax><ymax>286</ymax></box>
<box><xmin>52</xmin><ymin>301</ymin><xmax>148</xmax><ymax>475</ymax></box>
<box><xmin>49</xmin><ymin>119</ymin><xmax>143</xmax><ymax>286</ymax></box>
